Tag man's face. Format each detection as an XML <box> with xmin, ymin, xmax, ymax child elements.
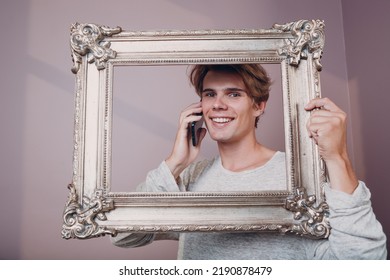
<box><xmin>201</xmin><ymin>70</ymin><xmax>263</xmax><ymax>144</ymax></box>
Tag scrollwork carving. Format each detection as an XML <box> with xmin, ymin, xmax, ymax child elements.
<box><xmin>285</xmin><ymin>186</ymin><xmax>330</xmax><ymax>238</ymax></box>
<box><xmin>273</xmin><ymin>19</ymin><xmax>325</xmax><ymax>71</ymax></box>
<box><xmin>70</xmin><ymin>23</ymin><xmax>122</xmax><ymax>73</ymax></box>
<box><xmin>62</xmin><ymin>184</ymin><xmax>116</xmax><ymax>239</ymax></box>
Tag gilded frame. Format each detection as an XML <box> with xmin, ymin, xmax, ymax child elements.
<box><xmin>62</xmin><ymin>19</ymin><xmax>330</xmax><ymax>240</ymax></box>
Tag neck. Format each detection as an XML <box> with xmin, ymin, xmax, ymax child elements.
<box><xmin>217</xmin><ymin>136</ymin><xmax>275</xmax><ymax>172</ymax></box>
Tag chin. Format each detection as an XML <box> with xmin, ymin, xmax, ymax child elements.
<box><xmin>209</xmin><ymin>133</ymin><xmax>233</xmax><ymax>143</ymax></box>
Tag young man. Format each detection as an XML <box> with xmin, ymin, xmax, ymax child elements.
<box><xmin>112</xmin><ymin>64</ymin><xmax>387</xmax><ymax>259</ymax></box>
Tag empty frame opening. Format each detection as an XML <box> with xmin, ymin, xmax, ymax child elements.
<box><xmin>111</xmin><ymin>64</ymin><xmax>285</xmax><ymax>192</ymax></box>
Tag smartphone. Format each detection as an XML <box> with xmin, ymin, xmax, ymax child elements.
<box><xmin>189</xmin><ymin>116</ymin><xmax>204</xmax><ymax>146</ymax></box>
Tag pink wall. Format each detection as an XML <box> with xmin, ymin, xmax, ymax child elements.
<box><xmin>342</xmin><ymin>0</ymin><xmax>390</xmax><ymax>257</ymax></box>
<box><xmin>0</xmin><ymin>0</ymin><xmax>386</xmax><ymax>259</ymax></box>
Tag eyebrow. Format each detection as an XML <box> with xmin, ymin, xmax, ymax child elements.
<box><xmin>202</xmin><ymin>87</ymin><xmax>247</xmax><ymax>93</ymax></box>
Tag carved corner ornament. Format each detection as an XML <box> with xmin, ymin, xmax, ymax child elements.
<box><xmin>70</xmin><ymin>23</ymin><xmax>122</xmax><ymax>74</ymax></box>
<box><xmin>285</xmin><ymin>186</ymin><xmax>331</xmax><ymax>239</ymax></box>
<box><xmin>273</xmin><ymin>19</ymin><xmax>325</xmax><ymax>71</ymax></box>
<box><xmin>62</xmin><ymin>184</ymin><xmax>116</xmax><ymax>239</ymax></box>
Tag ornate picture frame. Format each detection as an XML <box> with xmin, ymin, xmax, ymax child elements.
<box><xmin>62</xmin><ymin>19</ymin><xmax>330</xmax><ymax>240</ymax></box>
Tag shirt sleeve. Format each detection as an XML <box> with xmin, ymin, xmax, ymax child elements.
<box><xmin>137</xmin><ymin>161</ymin><xmax>182</xmax><ymax>192</ymax></box>
<box><xmin>306</xmin><ymin>181</ymin><xmax>387</xmax><ymax>259</ymax></box>
<box><xmin>111</xmin><ymin>161</ymin><xmax>185</xmax><ymax>249</ymax></box>
<box><xmin>110</xmin><ymin>232</ymin><xmax>156</xmax><ymax>248</ymax></box>
<box><xmin>111</xmin><ymin>159</ymin><xmax>213</xmax><ymax>249</ymax></box>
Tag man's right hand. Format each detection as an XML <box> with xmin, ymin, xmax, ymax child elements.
<box><xmin>165</xmin><ymin>102</ymin><xmax>206</xmax><ymax>179</ymax></box>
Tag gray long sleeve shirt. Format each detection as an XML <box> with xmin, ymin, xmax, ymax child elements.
<box><xmin>111</xmin><ymin>152</ymin><xmax>387</xmax><ymax>259</ymax></box>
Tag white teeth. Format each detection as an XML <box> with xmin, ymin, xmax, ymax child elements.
<box><xmin>212</xmin><ymin>117</ymin><xmax>232</xmax><ymax>123</ymax></box>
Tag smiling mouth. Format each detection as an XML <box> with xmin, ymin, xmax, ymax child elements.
<box><xmin>211</xmin><ymin>117</ymin><xmax>234</xmax><ymax>124</ymax></box>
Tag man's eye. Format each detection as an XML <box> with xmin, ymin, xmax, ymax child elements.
<box><xmin>228</xmin><ymin>92</ymin><xmax>241</xmax><ymax>97</ymax></box>
<box><xmin>203</xmin><ymin>92</ymin><xmax>215</xmax><ymax>98</ymax></box>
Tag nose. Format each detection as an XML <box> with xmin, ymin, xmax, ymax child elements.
<box><xmin>212</xmin><ymin>95</ymin><xmax>227</xmax><ymax>110</ymax></box>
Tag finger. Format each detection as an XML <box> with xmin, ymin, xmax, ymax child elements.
<box><xmin>306</xmin><ymin>116</ymin><xmax>328</xmax><ymax>138</ymax></box>
<box><xmin>304</xmin><ymin>97</ymin><xmax>343</xmax><ymax>112</ymax></box>
<box><xmin>309</xmin><ymin>112</ymin><xmax>346</xmax><ymax>135</ymax></box>
<box><xmin>310</xmin><ymin>105</ymin><xmax>346</xmax><ymax>119</ymax></box>
<box><xmin>307</xmin><ymin>123</ymin><xmax>323</xmax><ymax>136</ymax></box>
<box><xmin>180</xmin><ymin>103</ymin><xmax>203</xmax><ymax>122</ymax></box>
<box><xmin>309</xmin><ymin>115</ymin><xmax>343</xmax><ymax>126</ymax></box>
<box><xmin>306</xmin><ymin>122</ymin><xmax>321</xmax><ymax>142</ymax></box>
<box><xmin>182</xmin><ymin>106</ymin><xmax>202</xmax><ymax>118</ymax></box>
<box><xmin>179</xmin><ymin>115</ymin><xmax>203</xmax><ymax>132</ymax></box>
<box><xmin>310</xmin><ymin>108</ymin><xmax>340</xmax><ymax>117</ymax></box>
<box><xmin>306</xmin><ymin>123</ymin><xmax>317</xmax><ymax>138</ymax></box>
<box><xmin>183</xmin><ymin>101</ymin><xmax>202</xmax><ymax>112</ymax></box>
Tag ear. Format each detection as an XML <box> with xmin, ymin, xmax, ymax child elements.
<box><xmin>253</xmin><ymin>101</ymin><xmax>266</xmax><ymax>117</ymax></box>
